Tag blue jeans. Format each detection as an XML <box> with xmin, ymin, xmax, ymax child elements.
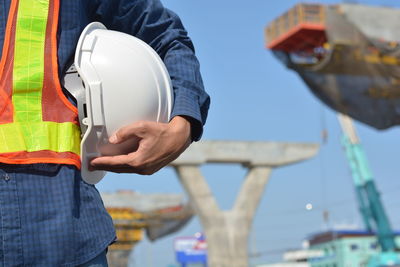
<box><xmin>78</xmin><ymin>250</ymin><xmax>108</xmax><ymax>267</ymax></box>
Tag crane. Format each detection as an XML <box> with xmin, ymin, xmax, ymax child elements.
<box><xmin>338</xmin><ymin>113</ymin><xmax>400</xmax><ymax>267</ymax></box>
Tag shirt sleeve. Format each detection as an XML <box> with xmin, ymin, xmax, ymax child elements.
<box><xmin>89</xmin><ymin>0</ymin><xmax>210</xmax><ymax>141</ymax></box>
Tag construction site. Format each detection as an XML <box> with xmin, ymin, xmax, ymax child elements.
<box><xmin>99</xmin><ymin>1</ymin><xmax>400</xmax><ymax>267</ymax></box>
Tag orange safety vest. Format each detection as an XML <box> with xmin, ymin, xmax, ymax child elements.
<box><xmin>0</xmin><ymin>0</ymin><xmax>81</xmax><ymax>168</ymax></box>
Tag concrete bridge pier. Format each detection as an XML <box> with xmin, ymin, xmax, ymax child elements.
<box><xmin>172</xmin><ymin>141</ymin><xmax>319</xmax><ymax>267</ymax></box>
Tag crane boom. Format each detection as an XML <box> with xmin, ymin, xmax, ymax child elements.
<box><xmin>338</xmin><ymin>114</ymin><xmax>399</xmax><ymax>265</ymax></box>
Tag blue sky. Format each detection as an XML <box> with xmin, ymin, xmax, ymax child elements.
<box><xmin>96</xmin><ymin>0</ymin><xmax>400</xmax><ymax>266</ymax></box>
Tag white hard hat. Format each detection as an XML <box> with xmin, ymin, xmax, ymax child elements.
<box><xmin>63</xmin><ymin>22</ymin><xmax>173</xmax><ymax>184</ymax></box>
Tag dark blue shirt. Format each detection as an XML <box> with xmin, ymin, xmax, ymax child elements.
<box><xmin>0</xmin><ymin>0</ymin><xmax>209</xmax><ymax>265</ymax></box>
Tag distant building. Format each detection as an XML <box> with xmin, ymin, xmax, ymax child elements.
<box><xmin>257</xmin><ymin>230</ymin><xmax>400</xmax><ymax>267</ymax></box>
<box><xmin>308</xmin><ymin>230</ymin><xmax>400</xmax><ymax>267</ymax></box>
<box><xmin>256</xmin><ymin>263</ymin><xmax>308</xmax><ymax>267</ymax></box>
<box><xmin>256</xmin><ymin>248</ymin><xmax>324</xmax><ymax>267</ymax></box>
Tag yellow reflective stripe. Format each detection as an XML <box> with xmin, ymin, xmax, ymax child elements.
<box><xmin>13</xmin><ymin>0</ymin><xmax>49</xmax><ymax>122</ymax></box>
<box><xmin>0</xmin><ymin>122</ymin><xmax>80</xmax><ymax>154</ymax></box>
<box><xmin>1</xmin><ymin>0</ymin><xmax>81</xmax><ymax>156</ymax></box>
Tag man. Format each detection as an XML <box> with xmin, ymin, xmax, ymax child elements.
<box><xmin>0</xmin><ymin>0</ymin><xmax>209</xmax><ymax>266</ymax></box>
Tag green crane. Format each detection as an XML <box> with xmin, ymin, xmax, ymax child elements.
<box><xmin>338</xmin><ymin>114</ymin><xmax>400</xmax><ymax>267</ymax></box>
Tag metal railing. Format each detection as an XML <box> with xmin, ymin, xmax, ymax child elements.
<box><xmin>265</xmin><ymin>3</ymin><xmax>325</xmax><ymax>45</ymax></box>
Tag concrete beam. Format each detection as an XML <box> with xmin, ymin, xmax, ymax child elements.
<box><xmin>171</xmin><ymin>140</ymin><xmax>319</xmax><ymax>166</ymax></box>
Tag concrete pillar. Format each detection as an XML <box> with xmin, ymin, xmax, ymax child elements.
<box><xmin>171</xmin><ymin>141</ymin><xmax>319</xmax><ymax>267</ymax></box>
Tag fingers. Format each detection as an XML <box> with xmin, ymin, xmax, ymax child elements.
<box><xmin>90</xmin><ymin>152</ymin><xmax>148</xmax><ymax>174</ymax></box>
<box><xmin>110</xmin><ymin>121</ymin><xmax>152</xmax><ymax>144</ymax></box>
<box><xmin>90</xmin><ymin>157</ymin><xmax>155</xmax><ymax>175</ymax></box>
<box><xmin>91</xmin><ymin>154</ymin><xmax>131</xmax><ymax>167</ymax></box>
<box><xmin>90</xmin><ymin>118</ymin><xmax>190</xmax><ymax>176</ymax></box>
<box><xmin>90</xmin><ymin>156</ymin><xmax>136</xmax><ymax>173</ymax></box>
<box><xmin>91</xmin><ymin>165</ymin><xmax>141</xmax><ymax>174</ymax></box>
<box><xmin>90</xmin><ymin>150</ymin><xmax>167</xmax><ymax>175</ymax></box>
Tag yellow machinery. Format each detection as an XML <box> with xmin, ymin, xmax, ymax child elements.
<box><xmin>101</xmin><ymin>191</ymin><xmax>193</xmax><ymax>253</ymax></box>
<box><xmin>106</xmin><ymin>207</ymin><xmax>146</xmax><ymax>251</ymax></box>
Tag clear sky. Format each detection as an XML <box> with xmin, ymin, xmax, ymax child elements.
<box><xmin>96</xmin><ymin>0</ymin><xmax>400</xmax><ymax>266</ymax></box>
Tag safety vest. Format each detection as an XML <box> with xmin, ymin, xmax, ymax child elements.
<box><xmin>0</xmin><ymin>0</ymin><xmax>81</xmax><ymax>168</ymax></box>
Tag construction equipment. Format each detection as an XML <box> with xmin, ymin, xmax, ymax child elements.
<box><xmin>101</xmin><ymin>191</ymin><xmax>193</xmax><ymax>267</ymax></box>
<box><xmin>105</xmin><ymin>204</ymin><xmax>193</xmax><ymax>267</ymax></box>
<box><xmin>337</xmin><ymin>114</ymin><xmax>400</xmax><ymax>266</ymax></box>
<box><xmin>265</xmin><ymin>3</ymin><xmax>400</xmax><ymax>130</ymax></box>
<box><xmin>106</xmin><ymin>207</ymin><xmax>146</xmax><ymax>251</ymax></box>
<box><xmin>265</xmin><ymin>3</ymin><xmax>326</xmax><ymax>53</ymax></box>
<box><xmin>101</xmin><ymin>191</ymin><xmax>193</xmax><ymax>252</ymax></box>
<box><xmin>266</xmin><ymin>3</ymin><xmax>400</xmax><ymax>266</ymax></box>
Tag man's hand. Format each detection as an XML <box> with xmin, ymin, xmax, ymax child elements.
<box><xmin>90</xmin><ymin>116</ymin><xmax>192</xmax><ymax>175</ymax></box>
